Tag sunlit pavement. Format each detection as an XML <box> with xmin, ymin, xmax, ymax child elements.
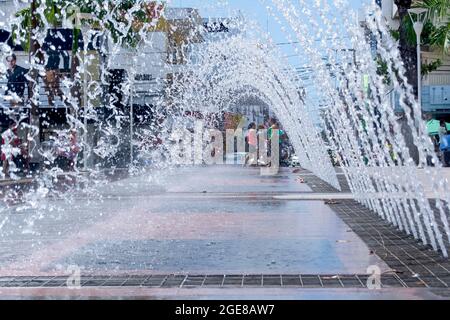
<box><xmin>0</xmin><ymin>165</ymin><xmax>448</xmax><ymax>299</ymax></box>
<box><xmin>0</xmin><ymin>287</ymin><xmax>447</xmax><ymax>300</ymax></box>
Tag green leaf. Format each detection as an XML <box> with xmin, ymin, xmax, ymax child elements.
<box><xmin>414</xmin><ymin>0</ymin><xmax>450</xmax><ymax>22</ymax></box>
<box><xmin>401</xmin><ymin>15</ymin><xmax>418</xmax><ymax>46</ymax></box>
<box><xmin>429</xmin><ymin>22</ymin><xmax>450</xmax><ymax>53</ymax></box>
<box><xmin>422</xmin><ymin>58</ymin><xmax>442</xmax><ymax>75</ymax></box>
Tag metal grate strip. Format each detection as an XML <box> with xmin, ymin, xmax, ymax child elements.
<box><xmin>0</xmin><ymin>274</ymin><xmax>432</xmax><ymax>289</ymax></box>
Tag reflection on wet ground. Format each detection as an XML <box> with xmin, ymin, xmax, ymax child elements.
<box><xmin>0</xmin><ymin>166</ymin><xmax>386</xmax><ymax>276</ymax></box>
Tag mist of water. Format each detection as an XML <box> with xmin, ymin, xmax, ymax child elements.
<box><xmin>0</xmin><ymin>0</ymin><xmax>448</xmax><ymax>258</ymax></box>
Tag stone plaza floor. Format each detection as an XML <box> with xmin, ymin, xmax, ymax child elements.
<box><xmin>0</xmin><ymin>165</ymin><xmax>448</xmax><ymax>299</ymax></box>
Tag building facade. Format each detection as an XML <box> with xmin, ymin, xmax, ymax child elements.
<box><xmin>379</xmin><ymin>0</ymin><xmax>450</xmax><ymax>118</ymax></box>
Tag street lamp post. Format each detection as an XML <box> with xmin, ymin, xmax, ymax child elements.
<box><xmin>408</xmin><ymin>8</ymin><xmax>428</xmax><ymax>107</ymax></box>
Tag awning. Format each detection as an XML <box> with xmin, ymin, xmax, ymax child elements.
<box><xmin>1</xmin><ymin>28</ymin><xmax>99</xmax><ymax>51</ymax></box>
<box><xmin>427</xmin><ymin>119</ymin><xmax>450</xmax><ymax>135</ymax></box>
<box><xmin>0</xmin><ymin>29</ymin><xmax>24</xmax><ymax>51</ymax></box>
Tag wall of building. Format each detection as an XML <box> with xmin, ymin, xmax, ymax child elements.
<box><xmin>421</xmin><ymin>49</ymin><xmax>450</xmax><ymax>114</ymax></box>
<box><xmin>378</xmin><ymin>0</ymin><xmax>450</xmax><ymax>116</ymax></box>
<box><xmin>107</xmin><ymin>32</ymin><xmax>168</xmax><ymax>106</ymax></box>
<box><xmin>381</xmin><ymin>0</ymin><xmax>400</xmax><ymax>30</ymax></box>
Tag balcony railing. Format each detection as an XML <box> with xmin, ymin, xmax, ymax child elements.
<box><xmin>1</xmin><ymin>74</ymin><xmax>164</xmax><ymax>112</ymax></box>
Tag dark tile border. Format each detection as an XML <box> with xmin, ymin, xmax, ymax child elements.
<box><xmin>328</xmin><ymin>200</ymin><xmax>450</xmax><ymax>287</ymax></box>
<box><xmin>0</xmin><ymin>274</ymin><xmax>417</xmax><ymax>289</ymax></box>
<box><xmin>299</xmin><ymin>174</ymin><xmax>351</xmax><ymax>193</ymax></box>
<box><xmin>301</xmin><ymin>171</ymin><xmax>450</xmax><ymax>293</ymax></box>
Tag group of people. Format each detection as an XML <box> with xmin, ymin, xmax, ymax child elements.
<box><xmin>1</xmin><ymin>120</ymin><xmax>27</xmax><ymax>179</ymax></box>
<box><xmin>3</xmin><ymin>51</ymin><xmax>68</xmax><ymax>108</ymax></box>
<box><xmin>244</xmin><ymin>118</ymin><xmax>289</xmax><ymax>167</ymax></box>
<box><xmin>0</xmin><ymin>51</ymin><xmax>76</xmax><ymax>179</ymax></box>
<box><xmin>0</xmin><ymin>121</ymin><xmax>81</xmax><ymax>179</ymax></box>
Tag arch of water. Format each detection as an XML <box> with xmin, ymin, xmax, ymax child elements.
<box><xmin>265</xmin><ymin>0</ymin><xmax>450</xmax><ymax>257</ymax></box>
<box><xmin>177</xmin><ymin>37</ymin><xmax>339</xmax><ymax>189</ymax></box>
<box><xmin>0</xmin><ymin>0</ymin><xmax>448</xmax><ymax>257</ymax></box>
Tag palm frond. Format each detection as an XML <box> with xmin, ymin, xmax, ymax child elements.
<box><xmin>414</xmin><ymin>0</ymin><xmax>450</xmax><ymax>23</ymax></box>
<box><xmin>401</xmin><ymin>15</ymin><xmax>420</xmax><ymax>45</ymax></box>
<box><xmin>429</xmin><ymin>22</ymin><xmax>450</xmax><ymax>53</ymax></box>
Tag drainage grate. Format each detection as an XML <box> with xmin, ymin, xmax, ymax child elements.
<box><xmin>0</xmin><ymin>274</ymin><xmax>442</xmax><ymax>289</ymax></box>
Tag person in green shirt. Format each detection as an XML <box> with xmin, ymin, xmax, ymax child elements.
<box><xmin>267</xmin><ymin>119</ymin><xmax>286</xmax><ymax>167</ymax></box>
<box><xmin>268</xmin><ymin>119</ymin><xmax>285</xmax><ymax>142</ymax></box>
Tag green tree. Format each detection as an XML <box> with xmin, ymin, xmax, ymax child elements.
<box><xmin>395</xmin><ymin>0</ymin><xmax>418</xmax><ymax>96</ymax></box>
<box><xmin>9</xmin><ymin>0</ymin><xmax>164</xmax><ymax>168</ymax></box>
<box><xmin>393</xmin><ymin>1</ymin><xmax>449</xmax><ymax>80</ymax></box>
<box><xmin>11</xmin><ymin>0</ymin><xmax>164</xmax><ymax>109</ymax></box>
<box><xmin>415</xmin><ymin>0</ymin><xmax>450</xmax><ymax>53</ymax></box>
<box><xmin>392</xmin><ymin>0</ymin><xmax>449</xmax><ymax>164</ymax></box>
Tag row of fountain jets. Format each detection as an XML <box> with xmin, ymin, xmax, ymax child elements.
<box><xmin>0</xmin><ymin>0</ymin><xmax>449</xmax><ymax>257</ymax></box>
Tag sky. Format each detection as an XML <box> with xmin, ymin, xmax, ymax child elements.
<box><xmin>170</xmin><ymin>0</ymin><xmax>372</xmax><ymax>42</ymax></box>
<box><xmin>168</xmin><ymin>0</ymin><xmax>373</xmax><ymax>65</ymax></box>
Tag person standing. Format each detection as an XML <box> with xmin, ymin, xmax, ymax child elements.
<box><xmin>56</xmin><ymin>130</ymin><xmax>81</xmax><ymax>171</ymax></box>
<box><xmin>267</xmin><ymin>118</ymin><xmax>277</xmax><ymax>141</ymax></box>
<box><xmin>5</xmin><ymin>54</ymin><xmax>28</xmax><ymax>107</ymax></box>
<box><xmin>43</xmin><ymin>46</ymin><xmax>67</xmax><ymax>107</ymax></box>
<box><xmin>267</xmin><ymin>119</ymin><xmax>286</xmax><ymax>167</ymax></box>
<box><xmin>244</xmin><ymin>122</ymin><xmax>257</xmax><ymax>166</ymax></box>
<box><xmin>257</xmin><ymin>124</ymin><xmax>267</xmax><ymax>166</ymax></box>
<box><xmin>438</xmin><ymin>120</ymin><xmax>448</xmax><ymax>143</ymax></box>
<box><xmin>1</xmin><ymin>121</ymin><xmax>24</xmax><ymax>178</ymax></box>
<box><xmin>439</xmin><ymin>120</ymin><xmax>450</xmax><ymax>167</ymax></box>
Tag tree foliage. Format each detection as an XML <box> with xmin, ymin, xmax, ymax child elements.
<box><xmin>413</xmin><ymin>0</ymin><xmax>450</xmax><ymax>53</ymax></box>
<box><xmin>11</xmin><ymin>0</ymin><xmax>167</xmax><ymax>52</ymax></box>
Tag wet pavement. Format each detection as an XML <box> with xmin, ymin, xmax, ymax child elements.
<box><xmin>0</xmin><ymin>165</ymin><xmax>447</xmax><ymax>299</ymax></box>
<box><xmin>0</xmin><ymin>166</ymin><xmax>386</xmax><ymax>276</ymax></box>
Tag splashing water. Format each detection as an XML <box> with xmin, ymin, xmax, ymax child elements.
<box><xmin>0</xmin><ymin>0</ymin><xmax>449</xmax><ymax>259</ymax></box>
